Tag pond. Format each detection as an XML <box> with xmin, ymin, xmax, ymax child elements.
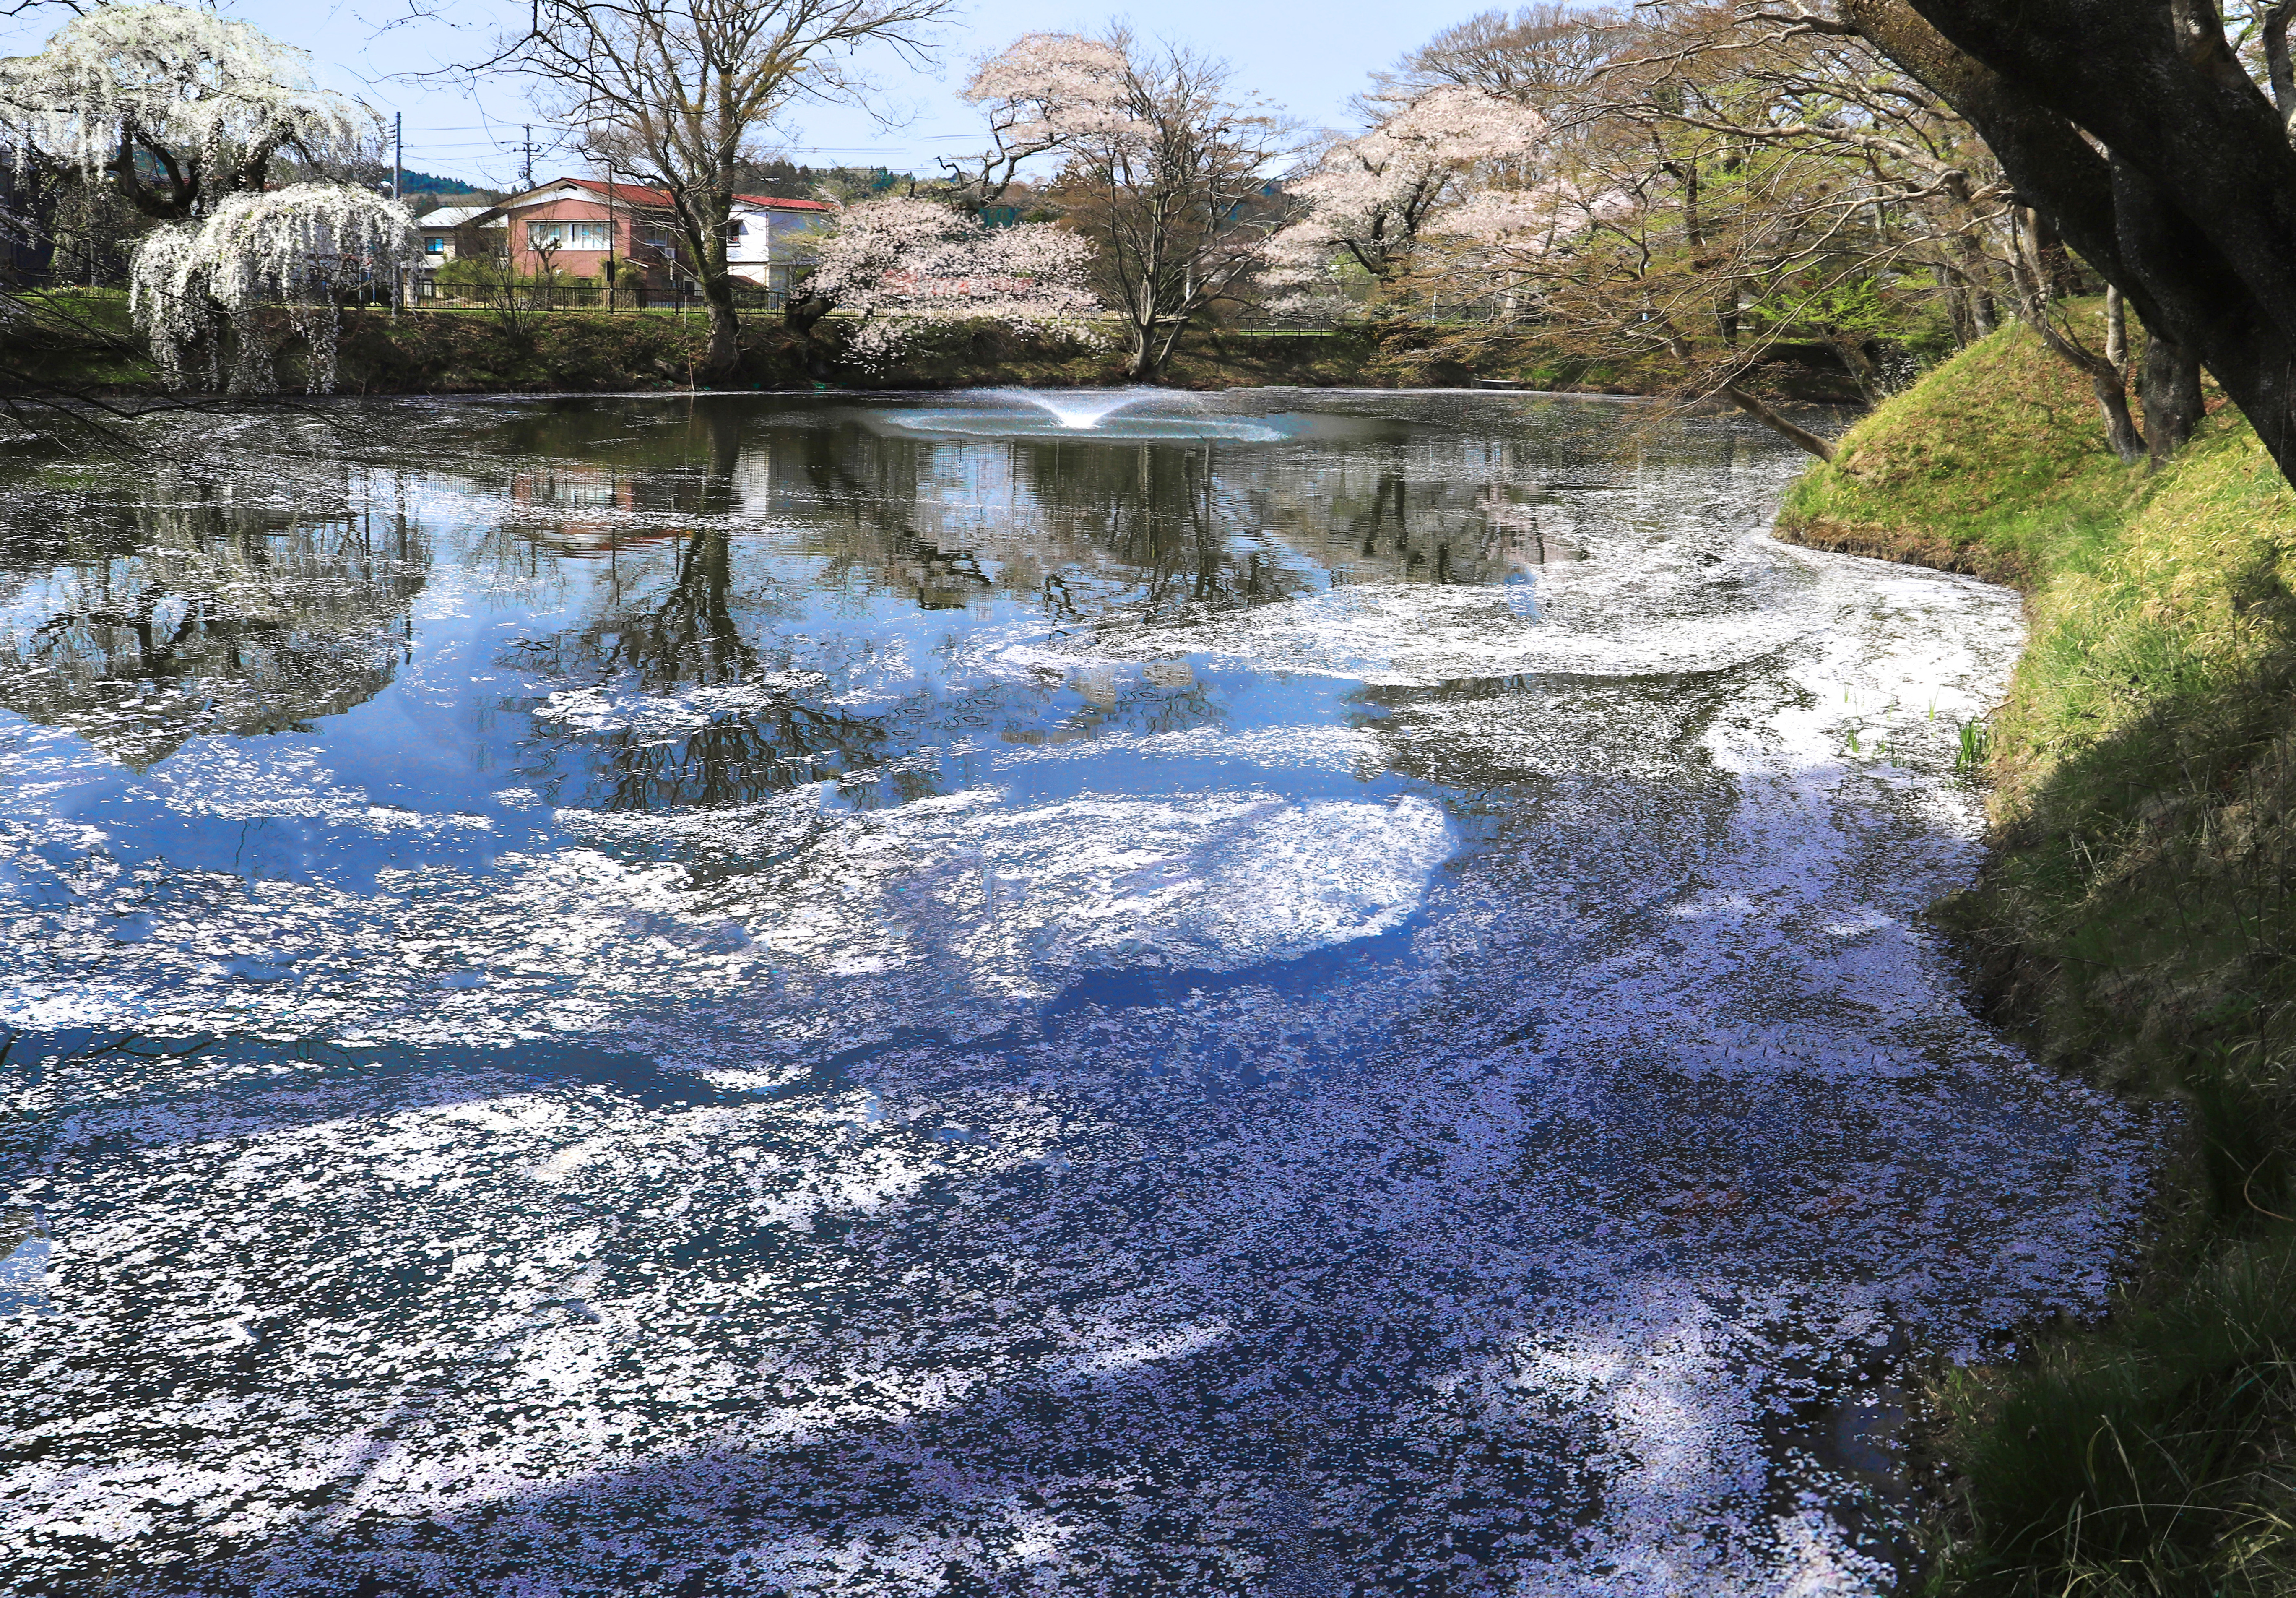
<box><xmin>0</xmin><ymin>388</ymin><xmax>2150</xmax><ymax>1596</ymax></box>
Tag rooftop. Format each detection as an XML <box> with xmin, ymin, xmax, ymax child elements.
<box><xmin>496</xmin><ymin>178</ymin><xmax>838</xmax><ymax>214</ymax></box>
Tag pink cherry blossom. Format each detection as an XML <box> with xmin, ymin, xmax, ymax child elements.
<box><xmin>804</xmin><ymin>197</ymin><xmax>1103</xmax><ymax>366</ymax></box>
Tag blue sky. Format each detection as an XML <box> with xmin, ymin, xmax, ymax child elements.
<box><xmin>0</xmin><ymin>1</ymin><xmax>1468</xmax><ymax>188</ymax></box>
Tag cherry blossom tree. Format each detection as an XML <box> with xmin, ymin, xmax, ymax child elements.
<box><xmin>0</xmin><ymin>2</ymin><xmax>373</xmax><ymax>220</ymax></box>
<box><xmin>939</xmin><ymin>31</ymin><xmax>1134</xmax><ymax>209</ymax></box>
<box><xmin>1262</xmin><ymin>85</ymin><xmax>1551</xmax><ymax>315</ymax></box>
<box><xmin>797</xmin><ymin>195</ymin><xmax>1101</xmax><ymax>366</ymax></box>
<box><xmin>1041</xmin><ymin>30</ymin><xmax>1297</xmax><ymax>380</ymax></box>
<box><xmin>131</xmin><ymin>183</ymin><xmax>415</xmax><ymax>394</ymax></box>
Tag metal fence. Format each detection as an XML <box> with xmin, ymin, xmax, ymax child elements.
<box><xmin>413</xmin><ymin>280</ymin><xmax>788</xmax><ymax>313</ymax></box>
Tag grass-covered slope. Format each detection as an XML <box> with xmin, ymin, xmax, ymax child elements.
<box><xmin>1784</xmin><ymin>322</ymin><xmax>2296</xmax><ymax>1595</ymax></box>
<box><xmin>1778</xmin><ymin>316</ymin><xmax>2147</xmax><ymax>587</ymax></box>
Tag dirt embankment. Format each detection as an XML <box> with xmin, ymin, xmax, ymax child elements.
<box><xmin>9</xmin><ymin>291</ymin><xmax>1872</xmax><ymax>401</ymax></box>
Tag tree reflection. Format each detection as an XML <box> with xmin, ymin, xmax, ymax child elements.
<box><xmin>504</xmin><ymin>405</ymin><xmax>902</xmax><ymax>813</ymax></box>
<box><xmin>1005</xmin><ymin>437</ymin><xmax>1313</xmax><ymax>616</ymax></box>
<box><xmin>489</xmin><ymin>401</ymin><xmax>1602</xmax><ymax>819</ymax></box>
<box><xmin>0</xmin><ymin>473</ymin><xmax>428</xmax><ymax>768</ymax></box>
<box><xmin>499</xmin><ymin>409</ymin><xmax>1279</xmax><ymax>816</ymax></box>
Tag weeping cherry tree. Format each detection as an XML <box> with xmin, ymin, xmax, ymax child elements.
<box><xmin>0</xmin><ymin>3</ymin><xmax>413</xmax><ymax>395</ymax></box>
<box><xmin>133</xmin><ymin>184</ymin><xmax>415</xmax><ymax>393</ymax></box>
<box><xmin>0</xmin><ymin>2</ymin><xmax>372</xmax><ymax>219</ymax></box>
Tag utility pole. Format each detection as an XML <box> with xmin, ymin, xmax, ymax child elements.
<box><xmin>392</xmin><ymin>112</ymin><xmax>404</xmax><ymax>315</ymax></box>
<box><xmin>522</xmin><ymin>127</ymin><xmax>534</xmax><ymax>190</ymax></box>
<box><xmin>604</xmin><ymin>165</ymin><xmax>616</xmax><ymax>313</ymax></box>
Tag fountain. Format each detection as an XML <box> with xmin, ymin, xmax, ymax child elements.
<box><xmin>1001</xmin><ymin>388</ymin><xmax>1170</xmax><ymax>429</ymax></box>
<box><xmin>874</xmin><ymin>386</ymin><xmax>1288</xmax><ymax>442</ymax></box>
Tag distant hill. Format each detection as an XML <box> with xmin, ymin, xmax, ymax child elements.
<box><xmin>736</xmin><ymin>160</ymin><xmax>913</xmax><ymax>201</ymax></box>
<box><xmin>399</xmin><ymin>170</ymin><xmax>485</xmax><ymax>196</ymax></box>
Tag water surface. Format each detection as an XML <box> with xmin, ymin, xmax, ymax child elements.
<box><xmin>0</xmin><ymin>389</ymin><xmax>2148</xmax><ymax>1595</ymax></box>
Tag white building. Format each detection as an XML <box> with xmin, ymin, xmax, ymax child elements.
<box><xmin>723</xmin><ymin>195</ymin><xmax>836</xmax><ymax>294</ymax></box>
<box><xmin>413</xmin><ymin>205</ymin><xmax>495</xmax><ymax>265</ymax></box>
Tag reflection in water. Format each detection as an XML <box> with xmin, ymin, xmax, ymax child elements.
<box><xmin>0</xmin><ymin>392</ymin><xmax>2150</xmax><ymax>1597</ymax></box>
<box><xmin>0</xmin><ymin>471</ymin><xmax>426</xmax><ymax>767</ymax></box>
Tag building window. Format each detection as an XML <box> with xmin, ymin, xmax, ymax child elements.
<box><xmin>526</xmin><ymin>221</ymin><xmax>566</xmax><ymax>247</ymax></box>
<box><xmin>571</xmin><ymin>221</ymin><xmax>611</xmax><ymax>248</ymax></box>
<box><xmin>727</xmin><ymin>220</ymin><xmax>746</xmax><ymax>238</ymax></box>
<box><xmin>424</xmin><ymin>235</ymin><xmax>446</xmax><ymax>255</ymax></box>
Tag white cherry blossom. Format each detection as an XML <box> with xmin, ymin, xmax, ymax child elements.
<box><xmin>131</xmin><ymin>184</ymin><xmax>416</xmax><ymax>393</ymax></box>
<box><xmin>0</xmin><ymin>2</ymin><xmax>372</xmax><ymax>209</ymax></box>
<box><xmin>803</xmin><ymin>197</ymin><xmax>1103</xmax><ymax>366</ymax></box>
<box><xmin>1264</xmin><ymin>84</ymin><xmax>1552</xmax><ymax>304</ymax></box>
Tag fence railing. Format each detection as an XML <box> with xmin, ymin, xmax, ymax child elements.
<box><xmin>413</xmin><ymin>280</ymin><xmax>788</xmax><ymax>312</ymax></box>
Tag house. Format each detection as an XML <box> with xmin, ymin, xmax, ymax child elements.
<box><xmin>473</xmin><ymin>177</ymin><xmax>835</xmax><ymax>296</ymax></box>
<box><xmin>413</xmin><ymin>204</ymin><xmax>496</xmax><ymax>266</ymax></box>
<box><xmin>724</xmin><ymin>195</ymin><xmax>834</xmax><ymax>294</ymax></box>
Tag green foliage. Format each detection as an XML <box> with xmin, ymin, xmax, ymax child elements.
<box><xmin>1</xmin><ymin>288</ymin><xmax>156</xmax><ymax>388</ymax></box>
<box><xmin>396</xmin><ymin>170</ymin><xmax>483</xmax><ymax>197</ymax></box>
<box><xmin>1942</xmin><ymin>1228</ymin><xmax>2296</xmax><ymax>1596</ymax></box>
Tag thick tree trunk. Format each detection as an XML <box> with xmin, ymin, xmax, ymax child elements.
<box><xmin>2142</xmin><ymin>323</ymin><xmax>2205</xmax><ymax>466</ymax></box>
<box><xmin>783</xmin><ymin>291</ymin><xmax>833</xmax><ymax>336</ymax></box>
<box><xmin>1841</xmin><ymin>0</ymin><xmax>2296</xmax><ymax>489</ymax></box>
<box><xmin>701</xmin><ymin>276</ymin><xmax>740</xmax><ymax>382</ymax></box>
<box><xmin>1124</xmin><ymin>320</ymin><xmax>1160</xmax><ymax>382</ymax></box>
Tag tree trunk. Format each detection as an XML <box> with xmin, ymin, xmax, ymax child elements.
<box><xmin>2264</xmin><ymin>0</ymin><xmax>2294</xmax><ymax>142</ymax></box>
<box><xmin>1841</xmin><ymin>0</ymin><xmax>2296</xmax><ymax>489</ymax></box>
<box><xmin>2088</xmin><ymin>370</ymin><xmax>2147</xmax><ymax>463</ymax></box>
<box><xmin>2008</xmin><ymin>216</ymin><xmax>2146</xmax><ymax>462</ymax></box>
<box><xmin>783</xmin><ymin>291</ymin><xmax>833</xmax><ymax>335</ymax></box>
<box><xmin>1125</xmin><ymin>319</ymin><xmax>1159</xmax><ymax>382</ymax></box>
<box><xmin>1719</xmin><ymin>383</ymin><xmax>1836</xmax><ymax>461</ymax></box>
<box><xmin>1831</xmin><ymin>336</ymin><xmax>1886</xmax><ymax>407</ymax></box>
<box><xmin>701</xmin><ymin>276</ymin><xmax>740</xmax><ymax>382</ymax></box>
<box><xmin>2142</xmin><ymin>323</ymin><xmax>2205</xmax><ymax>466</ymax></box>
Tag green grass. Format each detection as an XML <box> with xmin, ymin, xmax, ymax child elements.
<box><xmin>1785</xmin><ymin>318</ymin><xmax>2296</xmax><ymax>1593</ymax></box>
<box><xmin>5</xmin><ymin>287</ymin><xmax>159</xmax><ymax>388</ymax></box>
<box><xmin>1943</xmin><ymin>1226</ymin><xmax>2296</xmax><ymax>1595</ymax></box>
<box><xmin>1778</xmin><ymin>313</ymin><xmax>2148</xmax><ymax>586</ymax></box>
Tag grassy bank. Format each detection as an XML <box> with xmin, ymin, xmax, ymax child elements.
<box><xmin>330</xmin><ymin>308</ymin><xmax>1413</xmax><ymax>393</ymax></box>
<box><xmin>7</xmin><ymin>289</ymin><xmax>1868</xmax><ymax>399</ymax></box>
<box><xmin>1780</xmin><ymin>323</ymin><xmax>2296</xmax><ymax>1593</ymax></box>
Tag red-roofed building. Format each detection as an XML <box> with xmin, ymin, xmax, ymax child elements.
<box><xmin>473</xmin><ymin>177</ymin><xmax>837</xmax><ymax>296</ymax></box>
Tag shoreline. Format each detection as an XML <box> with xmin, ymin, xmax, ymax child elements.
<box><xmin>1776</xmin><ymin>317</ymin><xmax>2296</xmax><ymax>1593</ymax></box>
<box><xmin>8</xmin><ymin>294</ymin><xmax>1867</xmax><ymax>405</ymax></box>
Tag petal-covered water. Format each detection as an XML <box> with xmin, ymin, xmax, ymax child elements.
<box><xmin>0</xmin><ymin>390</ymin><xmax>2148</xmax><ymax>1595</ymax></box>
